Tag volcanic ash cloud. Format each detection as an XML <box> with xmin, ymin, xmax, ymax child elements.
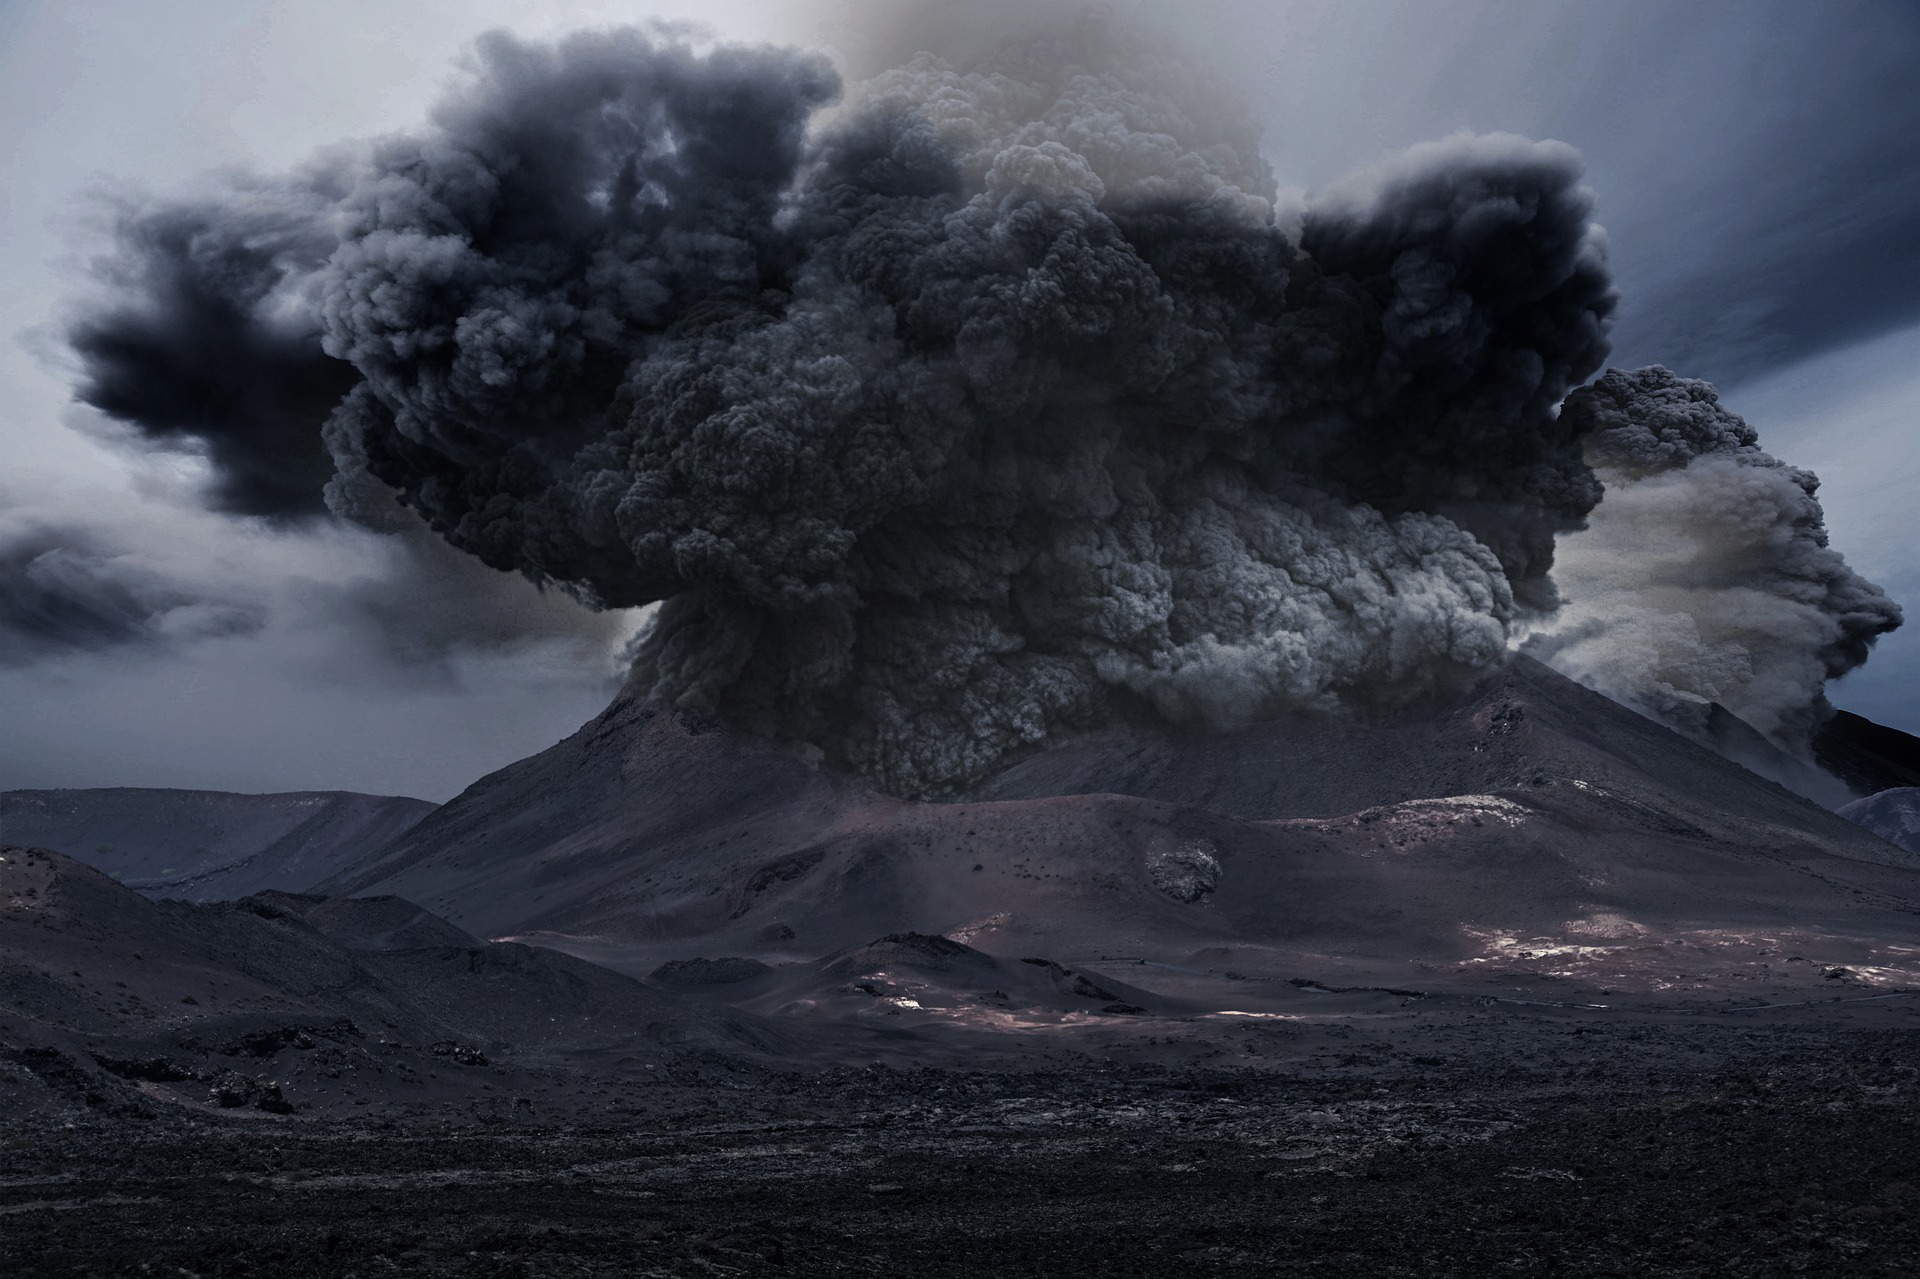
<box><xmin>69</xmin><ymin>20</ymin><xmax>1621</xmax><ymax>795</ymax></box>
<box><xmin>1526</xmin><ymin>366</ymin><xmax>1901</xmax><ymax>756</ymax></box>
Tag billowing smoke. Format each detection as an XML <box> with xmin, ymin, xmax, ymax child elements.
<box><xmin>1525</xmin><ymin>366</ymin><xmax>1902</xmax><ymax>757</ymax></box>
<box><xmin>70</xmin><ymin>18</ymin><xmax>1626</xmax><ymax>796</ymax></box>
<box><xmin>71</xmin><ymin>183</ymin><xmax>357</xmax><ymax>518</ymax></box>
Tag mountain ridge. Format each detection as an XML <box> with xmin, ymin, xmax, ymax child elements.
<box><xmin>0</xmin><ymin>788</ymin><xmax>437</xmax><ymax>901</ymax></box>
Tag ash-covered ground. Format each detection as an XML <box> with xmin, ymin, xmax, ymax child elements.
<box><xmin>6</xmin><ymin>1011</ymin><xmax>1919</xmax><ymax>1277</ymax></box>
<box><xmin>6</xmin><ymin>842</ymin><xmax>1919</xmax><ymax>1279</ymax></box>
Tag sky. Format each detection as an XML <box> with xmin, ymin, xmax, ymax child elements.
<box><xmin>1</xmin><ymin>0</ymin><xmax>1916</xmax><ymax>801</ymax></box>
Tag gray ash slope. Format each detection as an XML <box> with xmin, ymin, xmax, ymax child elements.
<box><xmin>316</xmin><ymin>656</ymin><xmax>1920</xmax><ymax>999</ymax></box>
<box><xmin>0</xmin><ymin>787</ymin><xmax>436</xmax><ymax>900</ymax></box>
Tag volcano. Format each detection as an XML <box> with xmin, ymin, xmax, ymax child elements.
<box><xmin>312</xmin><ymin>656</ymin><xmax>1920</xmax><ymax>1015</ymax></box>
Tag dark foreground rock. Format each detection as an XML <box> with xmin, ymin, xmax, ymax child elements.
<box><xmin>3</xmin><ymin>1028</ymin><xmax>1917</xmax><ymax>1278</ymax></box>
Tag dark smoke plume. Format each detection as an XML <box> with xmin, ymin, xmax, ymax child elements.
<box><xmin>1526</xmin><ymin>366</ymin><xmax>1902</xmax><ymax>753</ymax></box>
<box><xmin>71</xmin><ymin>185</ymin><xmax>358</xmax><ymax>517</ymax></box>
<box><xmin>69</xmin><ymin>19</ymin><xmax>1619</xmax><ymax>795</ymax></box>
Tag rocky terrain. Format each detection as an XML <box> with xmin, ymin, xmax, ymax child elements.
<box><xmin>0</xmin><ymin>788</ymin><xmax>436</xmax><ymax>900</ymax></box>
<box><xmin>6</xmin><ymin>658</ymin><xmax>1920</xmax><ymax>1275</ymax></box>
<box><xmin>6</xmin><ymin>997</ymin><xmax>1918</xmax><ymax>1277</ymax></box>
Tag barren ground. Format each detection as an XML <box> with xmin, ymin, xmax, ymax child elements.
<box><xmin>7</xmin><ymin>1006</ymin><xmax>1920</xmax><ymax>1278</ymax></box>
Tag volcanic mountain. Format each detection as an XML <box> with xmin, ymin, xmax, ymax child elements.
<box><xmin>317</xmin><ymin>657</ymin><xmax>1920</xmax><ymax>1008</ymax></box>
<box><xmin>0</xmin><ymin>789</ymin><xmax>436</xmax><ymax>900</ymax></box>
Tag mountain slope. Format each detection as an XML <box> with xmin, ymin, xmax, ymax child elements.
<box><xmin>1815</xmin><ymin>711</ymin><xmax>1920</xmax><ymax>797</ymax></box>
<box><xmin>0</xmin><ymin>788</ymin><xmax>437</xmax><ymax>900</ymax></box>
<box><xmin>318</xmin><ymin>700</ymin><xmax>863</xmax><ymax>936</ymax></box>
<box><xmin>314</xmin><ymin>658</ymin><xmax>1920</xmax><ymax>995</ymax></box>
<box><xmin>979</xmin><ymin>656</ymin><xmax>1883</xmax><ymax>843</ymax></box>
<box><xmin>0</xmin><ymin>843</ymin><xmax>786</xmax><ymax>1121</ymax></box>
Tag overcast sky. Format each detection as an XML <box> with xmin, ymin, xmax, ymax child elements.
<box><xmin>2</xmin><ymin>0</ymin><xmax>1916</xmax><ymax>800</ymax></box>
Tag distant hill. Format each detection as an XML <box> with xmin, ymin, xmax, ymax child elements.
<box><xmin>0</xmin><ymin>789</ymin><xmax>437</xmax><ymax>900</ymax></box>
<box><xmin>1839</xmin><ymin>787</ymin><xmax>1920</xmax><ymax>855</ymax></box>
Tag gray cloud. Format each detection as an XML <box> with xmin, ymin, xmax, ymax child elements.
<box><xmin>0</xmin><ymin>462</ymin><xmax>636</xmax><ymax>696</ymax></box>
<box><xmin>0</xmin><ymin>519</ymin><xmax>262</xmax><ymax>666</ymax></box>
<box><xmin>62</xmin><ymin>17</ymin><xmax>1621</xmax><ymax>796</ymax></box>
<box><xmin>0</xmin><ymin>481</ymin><xmax>642</xmax><ymax>801</ymax></box>
<box><xmin>1599</xmin><ymin>5</ymin><xmax>1920</xmax><ymax>387</ymax></box>
<box><xmin>300</xmin><ymin>521</ymin><xmax>641</xmax><ymax>681</ymax></box>
<box><xmin>1526</xmin><ymin>366</ymin><xmax>1902</xmax><ymax>759</ymax></box>
<box><xmin>1165</xmin><ymin>0</ymin><xmax>1920</xmax><ymax>393</ymax></box>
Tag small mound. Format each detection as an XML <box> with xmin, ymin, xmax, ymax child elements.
<box><xmin>649</xmin><ymin>956</ymin><xmax>774</xmax><ymax>986</ymax></box>
<box><xmin>816</xmin><ymin>933</ymin><xmax>999</xmax><ymax>981</ymax></box>
<box><xmin>874</xmin><ymin>933</ymin><xmax>983</xmax><ymax>959</ymax></box>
